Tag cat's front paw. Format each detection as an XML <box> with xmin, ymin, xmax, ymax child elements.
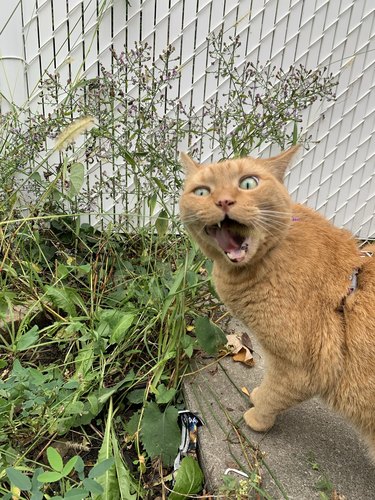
<box><xmin>243</xmin><ymin>407</ymin><xmax>275</xmax><ymax>432</ymax></box>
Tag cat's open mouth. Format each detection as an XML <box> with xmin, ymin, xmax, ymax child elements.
<box><xmin>205</xmin><ymin>217</ymin><xmax>250</xmax><ymax>263</ymax></box>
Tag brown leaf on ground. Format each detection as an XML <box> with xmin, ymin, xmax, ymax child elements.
<box><xmin>241</xmin><ymin>387</ymin><xmax>251</xmax><ymax>397</ymax></box>
<box><xmin>331</xmin><ymin>491</ymin><xmax>346</xmax><ymax>500</ymax></box>
<box><xmin>226</xmin><ymin>333</ymin><xmax>254</xmax><ymax>366</ymax></box>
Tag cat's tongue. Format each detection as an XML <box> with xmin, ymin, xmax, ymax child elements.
<box><xmin>225</xmin><ymin>247</ymin><xmax>247</xmax><ymax>262</ymax></box>
<box><xmin>207</xmin><ymin>226</ymin><xmax>247</xmax><ymax>262</ymax></box>
<box><xmin>215</xmin><ymin>229</ymin><xmax>242</xmax><ymax>253</ymax></box>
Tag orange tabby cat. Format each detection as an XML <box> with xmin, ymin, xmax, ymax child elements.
<box><xmin>179</xmin><ymin>146</ymin><xmax>375</xmax><ymax>459</ymax></box>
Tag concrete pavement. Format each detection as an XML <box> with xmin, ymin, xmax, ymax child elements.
<box><xmin>183</xmin><ymin>318</ymin><xmax>375</xmax><ymax>499</ymax></box>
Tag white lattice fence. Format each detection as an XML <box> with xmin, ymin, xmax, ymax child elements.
<box><xmin>0</xmin><ymin>0</ymin><xmax>374</xmax><ymax>238</ymax></box>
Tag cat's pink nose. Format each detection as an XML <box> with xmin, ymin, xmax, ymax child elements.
<box><xmin>216</xmin><ymin>198</ymin><xmax>235</xmax><ymax>211</ymax></box>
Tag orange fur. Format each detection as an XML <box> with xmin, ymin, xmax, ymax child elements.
<box><xmin>179</xmin><ymin>147</ymin><xmax>375</xmax><ymax>459</ymax></box>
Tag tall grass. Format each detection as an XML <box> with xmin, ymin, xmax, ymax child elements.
<box><xmin>0</xmin><ymin>213</ymin><xmax>209</xmax><ymax>497</ymax></box>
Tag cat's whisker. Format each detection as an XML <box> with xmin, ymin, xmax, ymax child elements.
<box><xmin>195</xmin><ymin>226</ymin><xmax>207</xmax><ymax>237</ymax></box>
<box><xmin>257</xmin><ymin>214</ymin><xmax>291</xmax><ymax>226</ymax></box>
<box><xmin>257</xmin><ymin>206</ymin><xmax>292</xmax><ymax>216</ymax></box>
<box><xmin>258</xmin><ymin>209</ymin><xmax>292</xmax><ymax>218</ymax></box>
<box><xmin>179</xmin><ymin>213</ymin><xmax>208</xmax><ymax>225</ymax></box>
<box><xmin>257</xmin><ymin>202</ymin><xmax>291</xmax><ymax>213</ymax></box>
<box><xmin>257</xmin><ymin>220</ymin><xmax>290</xmax><ymax>232</ymax></box>
<box><xmin>258</xmin><ymin>221</ymin><xmax>289</xmax><ymax>233</ymax></box>
<box><xmin>259</xmin><ymin>213</ymin><xmax>290</xmax><ymax>220</ymax></box>
<box><xmin>256</xmin><ymin>214</ymin><xmax>291</xmax><ymax>230</ymax></box>
<box><xmin>258</xmin><ymin>213</ymin><xmax>291</xmax><ymax>221</ymax></box>
<box><xmin>251</xmin><ymin>217</ymin><xmax>275</xmax><ymax>236</ymax></box>
<box><xmin>254</xmin><ymin>220</ymin><xmax>289</xmax><ymax>236</ymax></box>
<box><xmin>186</xmin><ymin>223</ymin><xmax>210</xmax><ymax>239</ymax></box>
<box><xmin>257</xmin><ymin>210</ymin><xmax>292</xmax><ymax>222</ymax></box>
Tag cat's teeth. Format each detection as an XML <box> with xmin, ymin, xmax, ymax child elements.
<box><xmin>217</xmin><ymin>221</ymin><xmax>222</xmax><ymax>228</ymax></box>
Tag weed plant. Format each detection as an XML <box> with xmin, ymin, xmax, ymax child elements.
<box><xmin>0</xmin><ymin>30</ymin><xmax>336</xmax><ymax>498</ymax></box>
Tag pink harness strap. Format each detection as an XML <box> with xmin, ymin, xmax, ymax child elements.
<box><xmin>338</xmin><ymin>250</ymin><xmax>373</xmax><ymax>311</ymax></box>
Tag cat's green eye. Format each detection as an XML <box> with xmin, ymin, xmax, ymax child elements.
<box><xmin>193</xmin><ymin>187</ymin><xmax>210</xmax><ymax>197</ymax></box>
<box><xmin>239</xmin><ymin>176</ymin><xmax>259</xmax><ymax>190</ymax></box>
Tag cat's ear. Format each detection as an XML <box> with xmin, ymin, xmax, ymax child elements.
<box><xmin>180</xmin><ymin>152</ymin><xmax>200</xmax><ymax>176</ymax></box>
<box><xmin>264</xmin><ymin>145</ymin><xmax>300</xmax><ymax>182</ymax></box>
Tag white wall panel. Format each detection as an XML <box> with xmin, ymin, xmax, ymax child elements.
<box><xmin>0</xmin><ymin>0</ymin><xmax>374</xmax><ymax>238</ymax></box>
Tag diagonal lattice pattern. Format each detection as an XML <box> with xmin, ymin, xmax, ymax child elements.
<box><xmin>0</xmin><ymin>0</ymin><xmax>374</xmax><ymax>238</ymax></box>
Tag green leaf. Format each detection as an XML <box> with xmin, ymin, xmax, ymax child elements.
<box><xmin>65</xmin><ymin>401</ymin><xmax>85</xmax><ymax>415</ymax></box>
<box><xmin>147</xmin><ymin>193</ymin><xmax>157</xmax><ymax>215</ymax></box>
<box><xmin>68</xmin><ymin>162</ymin><xmax>85</xmax><ymax>197</ymax></box>
<box><xmin>44</xmin><ymin>286</ymin><xmax>77</xmax><ymax>316</ymax></box>
<box><xmin>181</xmin><ymin>335</ymin><xmax>195</xmax><ymax>358</ymax></box>
<box><xmin>161</xmin><ymin>262</ymin><xmax>190</xmax><ymax>320</ymax></box>
<box><xmin>155</xmin><ymin>384</ymin><xmax>176</xmax><ymax>404</ymax></box>
<box><xmin>119</xmin><ymin>147</ymin><xmax>136</xmax><ymax>166</ymax></box>
<box><xmin>151</xmin><ymin>177</ymin><xmax>167</xmax><ymax>192</ymax></box>
<box><xmin>91</xmin><ymin>399</ymin><xmax>119</xmax><ymax>500</ymax></box>
<box><xmin>155</xmin><ymin>210</ymin><xmax>168</xmax><ymax>237</ymax></box>
<box><xmin>140</xmin><ymin>402</ymin><xmax>180</xmax><ymax>466</ymax></box>
<box><xmin>88</xmin><ymin>458</ymin><xmax>115</xmax><ymax>479</ymax></box>
<box><xmin>169</xmin><ymin>456</ymin><xmax>204</xmax><ymax>499</ymax></box>
<box><xmin>112</xmin><ymin>428</ymin><xmax>138</xmax><ymax>499</ymax></box>
<box><xmin>47</xmin><ymin>285</ymin><xmax>86</xmax><ymax>316</ymax></box>
<box><xmin>30</xmin><ymin>489</ymin><xmax>44</xmax><ymax>500</ymax></box>
<box><xmin>186</xmin><ymin>270</ymin><xmax>198</xmax><ymax>288</ymax></box>
<box><xmin>6</xmin><ymin>467</ymin><xmax>31</xmax><ymax>491</ymax></box>
<box><xmin>0</xmin><ymin>264</ymin><xmax>17</xmax><ymax>281</ymax></box>
<box><xmin>63</xmin><ymin>487</ymin><xmax>89</xmax><ymax>500</ymax></box>
<box><xmin>109</xmin><ymin>312</ymin><xmax>135</xmax><ymax>344</ymax></box>
<box><xmin>77</xmin><ymin>263</ymin><xmax>91</xmax><ymax>274</ymax></box>
<box><xmin>97</xmin><ymin>378</ymin><xmax>128</xmax><ymax>404</ymax></box>
<box><xmin>194</xmin><ymin>316</ymin><xmax>227</xmax><ymax>355</ymax></box>
<box><xmin>127</xmin><ymin>389</ymin><xmax>146</xmax><ymax>404</ymax></box>
<box><xmin>126</xmin><ymin>411</ymin><xmax>141</xmax><ymax>436</ymax></box>
<box><xmin>47</xmin><ymin>447</ymin><xmax>64</xmax><ymax>472</ymax></box>
<box><xmin>30</xmin><ymin>171</ymin><xmax>42</xmax><ymax>183</ymax></box>
<box><xmin>57</xmin><ymin>263</ymin><xmax>70</xmax><ymax>279</ymax></box>
<box><xmin>97</xmin><ymin>309</ymin><xmax>133</xmax><ymax>341</ymax></box>
<box><xmin>292</xmin><ymin>121</ymin><xmax>298</xmax><ymax>145</ymax></box>
<box><xmin>30</xmin><ymin>466</ymin><xmax>44</xmax><ymax>498</ymax></box>
<box><xmin>15</xmin><ymin>325</ymin><xmax>39</xmax><ymax>351</ymax></box>
<box><xmin>88</xmin><ymin>394</ymin><xmax>100</xmax><ymax>414</ymax></box>
<box><xmin>74</xmin><ymin>343</ymin><xmax>94</xmax><ymax>378</ymax></box>
<box><xmin>82</xmin><ymin>478</ymin><xmax>104</xmax><ymax>494</ymax></box>
<box><xmin>63</xmin><ymin>380</ymin><xmax>80</xmax><ymax>389</ymax></box>
<box><xmin>124</xmin><ymin>369</ymin><xmax>135</xmax><ymax>383</ymax></box>
<box><xmin>61</xmin><ymin>456</ymin><xmax>78</xmax><ymax>477</ymax></box>
<box><xmin>74</xmin><ymin>456</ymin><xmax>85</xmax><ymax>480</ymax></box>
<box><xmin>231</xmin><ymin>134</ymin><xmax>238</xmax><ymax>155</ymax></box>
<box><xmin>37</xmin><ymin>470</ymin><xmax>63</xmax><ymax>483</ymax></box>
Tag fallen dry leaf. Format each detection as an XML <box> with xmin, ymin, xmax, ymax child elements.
<box><xmin>226</xmin><ymin>333</ymin><xmax>254</xmax><ymax>366</ymax></box>
<box><xmin>331</xmin><ymin>491</ymin><xmax>346</xmax><ymax>500</ymax></box>
<box><xmin>241</xmin><ymin>386</ymin><xmax>251</xmax><ymax>397</ymax></box>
